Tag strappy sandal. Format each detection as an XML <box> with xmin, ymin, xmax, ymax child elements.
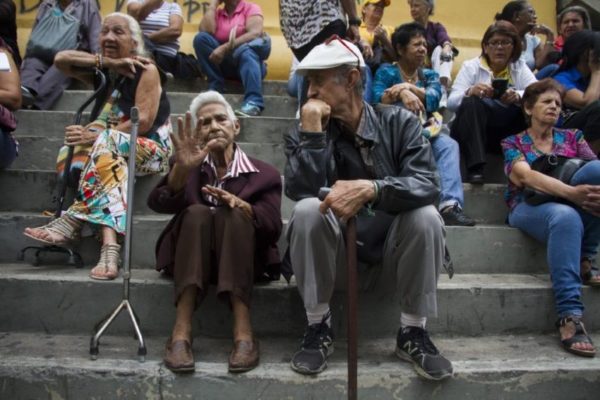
<box><xmin>556</xmin><ymin>316</ymin><xmax>596</xmax><ymax>358</ymax></box>
<box><xmin>23</xmin><ymin>216</ymin><xmax>82</xmax><ymax>245</ymax></box>
<box><xmin>90</xmin><ymin>243</ymin><xmax>121</xmax><ymax>281</ymax></box>
<box><xmin>581</xmin><ymin>258</ymin><xmax>600</xmax><ymax>287</ymax></box>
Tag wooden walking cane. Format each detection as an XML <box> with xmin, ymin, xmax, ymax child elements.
<box><xmin>319</xmin><ymin>188</ymin><xmax>358</xmax><ymax>400</ymax></box>
<box><xmin>345</xmin><ymin>216</ymin><xmax>358</xmax><ymax>400</ymax></box>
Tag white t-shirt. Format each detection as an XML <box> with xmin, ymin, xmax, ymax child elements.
<box><xmin>127</xmin><ymin>0</ymin><xmax>182</xmax><ymax>57</ymax></box>
<box><xmin>520</xmin><ymin>33</ymin><xmax>541</xmax><ymax>71</ymax></box>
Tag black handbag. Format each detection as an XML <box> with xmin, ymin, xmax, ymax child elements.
<box><xmin>523</xmin><ymin>154</ymin><xmax>588</xmax><ymax>205</ymax></box>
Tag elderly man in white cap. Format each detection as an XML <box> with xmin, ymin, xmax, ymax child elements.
<box><xmin>283</xmin><ymin>35</ymin><xmax>452</xmax><ymax>380</ymax></box>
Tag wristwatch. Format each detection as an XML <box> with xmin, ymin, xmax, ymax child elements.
<box><xmin>348</xmin><ymin>17</ymin><xmax>361</xmax><ymax>26</ymax></box>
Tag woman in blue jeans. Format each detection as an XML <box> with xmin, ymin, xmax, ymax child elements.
<box><xmin>373</xmin><ymin>23</ymin><xmax>474</xmax><ymax>226</ymax></box>
<box><xmin>194</xmin><ymin>0</ymin><xmax>270</xmax><ymax>117</ymax></box>
<box><xmin>502</xmin><ymin>79</ymin><xmax>600</xmax><ymax>358</ymax></box>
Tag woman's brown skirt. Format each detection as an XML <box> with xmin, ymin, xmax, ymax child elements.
<box><xmin>169</xmin><ymin>204</ymin><xmax>255</xmax><ymax>308</ymax></box>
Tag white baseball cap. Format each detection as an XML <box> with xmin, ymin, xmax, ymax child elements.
<box><xmin>296</xmin><ymin>36</ymin><xmax>365</xmax><ymax>75</ymax></box>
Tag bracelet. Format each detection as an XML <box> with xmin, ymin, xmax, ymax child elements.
<box><xmin>95</xmin><ymin>53</ymin><xmax>103</xmax><ymax>69</ymax></box>
<box><xmin>371</xmin><ymin>180</ymin><xmax>379</xmax><ymax>202</ymax></box>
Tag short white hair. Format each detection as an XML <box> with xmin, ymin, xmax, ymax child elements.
<box><xmin>104</xmin><ymin>12</ymin><xmax>148</xmax><ymax>57</ymax></box>
<box><xmin>188</xmin><ymin>91</ymin><xmax>237</xmax><ymax>127</ymax></box>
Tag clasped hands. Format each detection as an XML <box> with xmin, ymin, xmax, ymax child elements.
<box><xmin>468</xmin><ymin>83</ymin><xmax>520</xmax><ymax>105</ymax></box>
<box><xmin>383</xmin><ymin>83</ymin><xmax>425</xmax><ymax>114</ymax></box>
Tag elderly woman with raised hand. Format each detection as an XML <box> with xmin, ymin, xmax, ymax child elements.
<box><xmin>448</xmin><ymin>21</ymin><xmax>536</xmax><ymax>183</ymax></box>
<box><xmin>23</xmin><ymin>13</ymin><xmax>172</xmax><ymax>280</ymax></box>
<box><xmin>407</xmin><ymin>0</ymin><xmax>454</xmax><ymax>89</ymax></box>
<box><xmin>502</xmin><ymin>79</ymin><xmax>600</xmax><ymax>358</ymax></box>
<box><xmin>373</xmin><ymin>22</ymin><xmax>474</xmax><ymax>226</ymax></box>
<box><xmin>194</xmin><ymin>0</ymin><xmax>270</xmax><ymax>117</ymax></box>
<box><xmin>20</xmin><ymin>0</ymin><xmax>101</xmax><ymax>109</ymax></box>
<box><xmin>552</xmin><ymin>30</ymin><xmax>600</xmax><ymax>155</ymax></box>
<box><xmin>147</xmin><ymin>91</ymin><xmax>282</xmax><ymax>373</ymax></box>
<box><xmin>0</xmin><ymin>37</ymin><xmax>21</xmax><ymax>169</ymax></box>
<box><xmin>494</xmin><ymin>0</ymin><xmax>555</xmax><ymax>72</ymax></box>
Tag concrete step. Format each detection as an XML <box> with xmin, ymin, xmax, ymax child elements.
<box><xmin>69</xmin><ymin>78</ymin><xmax>291</xmax><ymax>96</ymax></box>
<box><xmin>13</xmin><ymin>110</ymin><xmax>295</xmax><ymax>143</ymax></box>
<box><xmin>3</xmin><ymin>213</ymin><xmax>544</xmax><ymax>273</ymax></box>
<box><xmin>52</xmin><ymin>91</ymin><xmax>297</xmax><ymax>118</ymax></box>
<box><xmin>12</xmin><ymin>135</ymin><xmax>287</xmax><ymax>172</ymax></box>
<box><xmin>1</xmin><ymin>264</ymin><xmax>599</xmax><ymax>337</ymax></box>
<box><xmin>0</xmin><ymin>169</ymin><xmax>508</xmax><ymax>223</ymax></box>
<box><xmin>1</xmin><ymin>331</ymin><xmax>599</xmax><ymax>399</ymax></box>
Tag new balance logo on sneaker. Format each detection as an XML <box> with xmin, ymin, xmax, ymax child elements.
<box><xmin>395</xmin><ymin>326</ymin><xmax>453</xmax><ymax>381</ymax></box>
<box><xmin>290</xmin><ymin>314</ymin><xmax>334</xmax><ymax>375</ymax></box>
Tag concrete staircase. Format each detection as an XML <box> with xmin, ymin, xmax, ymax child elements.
<box><xmin>1</xmin><ymin>82</ymin><xmax>600</xmax><ymax>399</ymax></box>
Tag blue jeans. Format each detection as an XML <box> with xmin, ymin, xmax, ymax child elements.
<box><xmin>430</xmin><ymin>133</ymin><xmax>463</xmax><ymax>209</ymax></box>
<box><xmin>508</xmin><ymin>160</ymin><xmax>600</xmax><ymax>318</ymax></box>
<box><xmin>193</xmin><ymin>32</ymin><xmax>271</xmax><ymax>108</ymax></box>
<box><xmin>0</xmin><ymin>129</ymin><xmax>17</xmax><ymax>169</ymax></box>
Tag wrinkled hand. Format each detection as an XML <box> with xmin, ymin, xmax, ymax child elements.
<box><xmin>319</xmin><ymin>180</ymin><xmax>375</xmax><ymax>222</ymax></box>
<box><xmin>64</xmin><ymin>124</ymin><xmax>100</xmax><ymax>146</ymax></box>
<box><xmin>569</xmin><ymin>185</ymin><xmax>600</xmax><ymax>216</ymax></box>
<box><xmin>500</xmin><ymin>88</ymin><xmax>521</xmax><ymax>105</ymax></box>
<box><xmin>361</xmin><ymin>41</ymin><xmax>374</xmax><ymax>60</ymax></box>
<box><xmin>202</xmin><ymin>185</ymin><xmax>254</xmax><ymax>219</ymax></box>
<box><xmin>468</xmin><ymin>83</ymin><xmax>493</xmax><ymax>98</ymax></box>
<box><xmin>383</xmin><ymin>83</ymin><xmax>411</xmax><ymax>100</ymax></box>
<box><xmin>171</xmin><ymin>112</ymin><xmax>219</xmax><ymax>170</ymax></box>
<box><xmin>301</xmin><ymin>98</ymin><xmax>331</xmax><ymax>132</ymax></box>
<box><xmin>209</xmin><ymin>44</ymin><xmax>229</xmax><ymax>65</ymax></box>
<box><xmin>399</xmin><ymin>89</ymin><xmax>425</xmax><ymax>114</ymax></box>
<box><xmin>373</xmin><ymin>26</ymin><xmax>388</xmax><ymax>42</ymax></box>
<box><xmin>108</xmin><ymin>57</ymin><xmax>147</xmax><ymax>79</ymax></box>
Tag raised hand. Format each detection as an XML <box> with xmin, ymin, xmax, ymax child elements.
<box><xmin>201</xmin><ymin>185</ymin><xmax>254</xmax><ymax>219</ymax></box>
<box><xmin>172</xmin><ymin>111</ymin><xmax>219</xmax><ymax>170</ymax></box>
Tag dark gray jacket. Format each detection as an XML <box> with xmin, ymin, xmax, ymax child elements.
<box><xmin>284</xmin><ymin>102</ymin><xmax>439</xmax><ymax>214</ymax></box>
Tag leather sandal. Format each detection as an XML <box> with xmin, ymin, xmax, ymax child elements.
<box><xmin>581</xmin><ymin>258</ymin><xmax>600</xmax><ymax>287</ymax></box>
<box><xmin>228</xmin><ymin>339</ymin><xmax>259</xmax><ymax>373</ymax></box>
<box><xmin>556</xmin><ymin>316</ymin><xmax>596</xmax><ymax>358</ymax></box>
<box><xmin>23</xmin><ymin>215</ymin><xmax>82</xmax><ymax>245</ymax></box>
<box><xmin>90</xmin><ymin>243</ymin><xmax>121</xmax><ymax>280</ymax></box>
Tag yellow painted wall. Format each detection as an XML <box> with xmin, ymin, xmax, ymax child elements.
<box><xmin>15</xmin><ymin>0</ymin><xmax>556</xmax><ymax>80</ymax></box>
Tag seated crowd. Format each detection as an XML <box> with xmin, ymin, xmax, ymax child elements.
<box><xmin>1</xmin><ymin>0</ymin><xmax>599</xmax><ymax>382</ymax></box>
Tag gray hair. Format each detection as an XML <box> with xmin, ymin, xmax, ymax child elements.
<box><xmin>557</xmin><ymin>6</ymin><xmax>592</xmax><ymax>31</ymax></box>
<box><xmin>332</xmin><ymin>65</ymin><xmax>365</xmax><ymax>97</ymax></box>
<box><xmin>104</xmin><ymin>12</ymin><xmax>148</xmax><ymax>57</ymax></box>
<box><xmin>188</xmin><ymin>91</ymin><xmax>237</xmax><ymax>127</ymax></box>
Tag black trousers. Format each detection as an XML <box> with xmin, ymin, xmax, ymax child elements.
<box><xmin>450</xmin><ymin>96</ymin><xmax>526</xmax><ymax>169</ymax></box>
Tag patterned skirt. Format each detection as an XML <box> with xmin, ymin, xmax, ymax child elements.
<box><xmin>64</xmin><ymin>127</ymin><xmax>172</xmax><ymax>234</ymax></box>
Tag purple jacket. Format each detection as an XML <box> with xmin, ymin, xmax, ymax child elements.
<box><xmin>147</xmin><ymin>156</ymin><xmax>283</xmax><ymax>280</ymax></box>
<box><xmin>424</xmin><ymin>21</ymin><xmax>451</xmax><ymax>58</ymax></box>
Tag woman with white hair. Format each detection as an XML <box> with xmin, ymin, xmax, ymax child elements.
<box><xmin>147</xmin><ymin>90</ymin><xmax>282</xmax><ymax>373</ymax></box>
<box><xmin>23</xmin><ymin>12</ymin><xmax>173</xmax><ymax>280</ymax></box>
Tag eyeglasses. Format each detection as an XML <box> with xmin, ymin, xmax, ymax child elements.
<box><xmin>487</xmin><ymin>40</ymin><xmax>514</xmax><ymax>48</ymax></box>
<box><xmin>325</xmin><ymin>34</ymin><xmax>362</xmax><ymax>68</ymax></box>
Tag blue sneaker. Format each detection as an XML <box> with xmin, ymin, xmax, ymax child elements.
<box><xmin>235</xmin><ymin>102</ymin><xmax>262</xmax><ymax>117</ymax></box>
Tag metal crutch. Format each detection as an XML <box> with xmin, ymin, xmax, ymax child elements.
<box><xmin>90</xmin><ymin>106</ymin><xmax>147</xmax><ymax>362</ymax></box>
<box><xmin>318</xmin><ymin>188</ymin><xmax>358</xmax><ymax>400</ymax></box>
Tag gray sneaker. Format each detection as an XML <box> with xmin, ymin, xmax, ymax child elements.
<box><xmin>290</xmin><ymin>315</ymin><xmax>334</xmax><ymax>375</ymax></box>
<box><xmin>395</xmin><ymin>326</ymin><xmax>453</xmax><ymax>380</ymax></box>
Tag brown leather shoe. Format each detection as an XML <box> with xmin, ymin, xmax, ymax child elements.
<box><xmin>228</xmin><ymin>339</ymin><xmax>259</xmax><ymax>373</ymax></box>
<box><xmin>164</xmin><ymin>337</ymin><xmax>195</xmax><ymax>373</ymax></box>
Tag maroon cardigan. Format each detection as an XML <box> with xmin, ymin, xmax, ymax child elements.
<box><xmin>147</xmin><ymin>156</ymin><xmax>283</xmax><ymax>280</ymax></box>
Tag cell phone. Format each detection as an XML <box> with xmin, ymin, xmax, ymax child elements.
<box><xmin>492</xmin><ymin>78</ymin><xmax>509</xmax><ymax>99</ymax></box>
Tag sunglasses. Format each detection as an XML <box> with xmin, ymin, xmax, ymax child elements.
<box><xmin>325</xmin><ymin>34</ymin><xmax>362</xmax><ymax>68</ymax></box>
